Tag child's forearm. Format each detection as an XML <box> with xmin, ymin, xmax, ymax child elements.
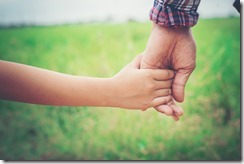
<box><xmin>0</xmin><ymin>57</ymin><xmax>176</xmax><ymax>110</ymax></box>
<box><xmin>0</xmin><ymin>60</ymin><xmax>112</xmax><ymax>106</ymax></box>
<box><xmin>0</xmin><ymin>56</ymin><xmax>184</xmax><ymax>119</ymax></box>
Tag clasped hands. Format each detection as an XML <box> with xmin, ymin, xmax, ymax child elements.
<box><xmin>127</xmin><ymin>23</ymin><xmax>197</xmax><ymax>121</ymax></box>
<box><xmin>0</xmin><ymin>23</ymin><xmax>196</xmax><ymax>121</ymax></box>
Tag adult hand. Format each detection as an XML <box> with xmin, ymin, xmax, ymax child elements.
<box><xmin>141</xmin><ymin>23</ymin><xmax>196</xmax><ymax>119</ymax></box>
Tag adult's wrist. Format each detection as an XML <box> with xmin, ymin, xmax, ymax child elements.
<box><xmin>152</xmin><ymin>22</ymin><xmax>191</xmax><ymax>37</ymax></box>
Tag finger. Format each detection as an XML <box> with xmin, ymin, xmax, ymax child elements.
<box><xmin>129</xmin><ymin>54</ymin><xmax>143</xmax><ymax>68</ymax></box>
<box><xmin>172</xmin><ymin>113</ymin><xmax>180</xmax><ymax>121</ymax></box>
<box><xmin>151</xmin><ymin>95</ymin><xmax>172</xmax><ymax>107</ymax></box>
<box><xmin>150</xmin><ymin>69</ymin><xmax>175</xmax><ymax>80</ymax></box>
<box><xmin>164</xmin><ymin>99</ymin><xmax>183</xmax><ymax>121</ymax></box>
<box><xmin>172</xmin><ymin>71</ymin><xmax>192</xmax><ymax>102</ymax></box>
<box><xmin>154</xmin><ymin>80</ymin><xmax>172</xmax><ymax>89</ymax></box>
<box><xmin>154</xmin><ymin>89</ymin><xmax>171</xmax><ymax>97</ymax></box>
<box><xmin>154</xmin><ymin>105</ymin><xmax>173</xmax><ymax>116</ymax></box>
<box><xmin>167</xmin><ymin>99</ymin><xmax>184</xmax><ymax>116</ymax></box>
<box><xmin>170</xmin><ymin>104</ymin><xmax>184</xmax><ymax>116</ymax></box>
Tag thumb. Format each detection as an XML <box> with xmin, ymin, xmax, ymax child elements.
<box><xmin>128</xmin><ymin>54</ymin><xmax>143</xmax><ymax>69</ymax></box>
<box><xmin>172</xmin><ymin>70</ymin><xmax>192</xmax><ymax>102</ymax></box>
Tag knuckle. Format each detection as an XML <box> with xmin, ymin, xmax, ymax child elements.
<box><xmin>161</xmin><ymin>98</ymin><xmax>166</xmax><ymax>104</ymax></box>
<box><xmin>141</xmin><ymin>102</ymin><xmax>150</xmax><ymax>111</ymax></box>
<box><xmin>165</xmin><ymin>95</ymin><xmax>172</xmax><ymax>102</ymax></box>
<box><xmin>140</xmin><ymin>107</ymin><xmax>147</xmax><ymax>111</ymax></box>
<box><xmin>166</xmin><ymin>70</ymin><xmax>171</xmax><ymax>78</ymax></box>
<box><xmin>141</xmin><ymin>105</ymin><xmax>148</xmax><ymax>111</ymax></box>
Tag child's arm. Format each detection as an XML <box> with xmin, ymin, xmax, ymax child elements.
<box><xmin>0</xmin><ymin>56</ymin><xmax>174</xmax><ymax>110</ymax></box>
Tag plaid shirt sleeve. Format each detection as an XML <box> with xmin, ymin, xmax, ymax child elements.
<box><xmin>150</xmin><ymin>0</ymin><xmax>201</xmax><ymax>27</ymax></box>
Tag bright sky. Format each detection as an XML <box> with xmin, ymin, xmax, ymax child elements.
<box><xmin>0</xmin><ymin>0</ymin><xmax>240</xmax><ymax>26</ymax></box>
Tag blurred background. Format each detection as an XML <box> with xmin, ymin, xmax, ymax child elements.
<box><xmin>0</xmin><ymin>0</ymin><xmax>241</xmax><ymax>160</ymax></box>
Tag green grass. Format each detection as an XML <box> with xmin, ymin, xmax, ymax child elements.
<box><xmin>0</xmin><ymin>18</ymin><xmax>241</xmax><ymax>160</ymax></box>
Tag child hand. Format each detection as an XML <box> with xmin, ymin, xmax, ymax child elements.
<box><xmin>109</xmin><ymin>55</ymin><xmax>174</xmax><ymax>111</ymax></box>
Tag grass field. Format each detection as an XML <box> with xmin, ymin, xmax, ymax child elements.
<box><xmin>0</xmin><ymin>17</ymin><xmax>241</xmax><ymax>160</ymax></box>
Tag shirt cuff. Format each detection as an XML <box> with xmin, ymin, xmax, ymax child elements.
<box><xmin>149</xmin><ymin>0</ymin><xmax>200</xmax><ymax>28</ymax></box>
